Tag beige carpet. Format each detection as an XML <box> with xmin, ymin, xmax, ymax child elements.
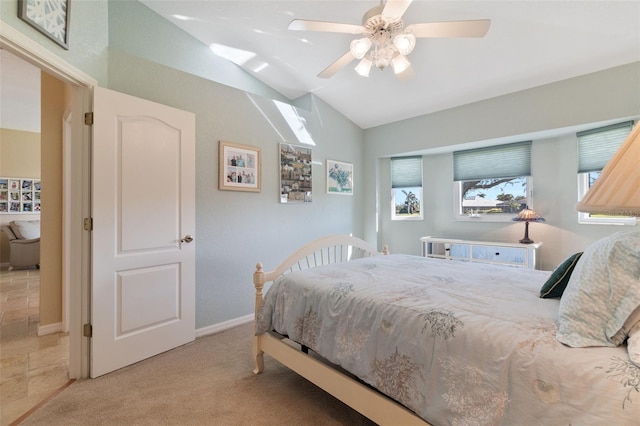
<box><xmin>21</xmin><ymin>323</ymin><xmax>376</xmax><ymax>425</ymax></box>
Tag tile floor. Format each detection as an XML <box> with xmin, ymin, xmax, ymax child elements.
<box><xmin>0</xmin><ymin>268</ymin><xmax>69</xmax><ymax>426</ymax></box>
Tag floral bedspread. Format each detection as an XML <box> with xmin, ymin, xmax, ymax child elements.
<box><xmin>256</xmin><ymin>254</ymin><xmax>640</xmax><ymax>425</ymax></box>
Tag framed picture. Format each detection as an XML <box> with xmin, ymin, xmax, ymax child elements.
<box><xmin>18</xmin><ymin>0</ymin><xmax>71</xmax><ymax>49</ymax></box>
<box><xmin>0</xmin><ymin>177</ymin><xmax>42</xmax><ymax>214</ymax></box>
<box><xmin>219</xmin><ymin>141</ymin><xmax>261</xmax><ymax>192</ymax></box>
<box><xmin>326</xmin><ymin>159</ymin><xmax>353</xmax><ymax>195</ymax></box>
<box><xmin>280</xmin><ymin>143</ymin><xmax>312</xmax><ymax>203</ymax></box>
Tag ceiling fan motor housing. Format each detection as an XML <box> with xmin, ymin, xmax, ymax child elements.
<box><xmin>361</xmin><ymin>5</ymin><xmax>406</xmax><ymax>70</ymax></box>
<box><xmin>362</xmin><ymin>5</ymin><xmax>404</xmax><ymax>33</ymax></box>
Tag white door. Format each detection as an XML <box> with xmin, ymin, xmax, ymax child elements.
<box><xmin>90</xmin><ymin>87</ymin><xmax>196</xmax><ymax>377</ymax></box>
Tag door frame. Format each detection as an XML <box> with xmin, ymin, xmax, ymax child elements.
<box><xmin>1</xmin><ymin>22</ymin><xmax>96</xmax><ymax>378</ymax></box>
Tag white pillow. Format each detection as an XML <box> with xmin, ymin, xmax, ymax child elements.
<box><xmin>628</xmin><ymin>321</ymin><xmax>640</xmax><ymax>368</ymax></box>
<box><xmin>557</xmin><ymin>230</ymin><xmax>640</xmax><ymax>347</ymax></box>
<box><xmin>624</xmin><ymin>305</ymin><xmax>640</xmax><ymax>367</ymax></box>
<box><xmin>10</xmin><ymin>220</ymin><xmax>40</xmax><ymax>240</ymax></box>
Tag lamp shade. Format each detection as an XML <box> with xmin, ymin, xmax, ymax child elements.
<box><xmin>512</xmin><ymin>206</ymin><xmax>545</xmax><ymax>244</ymax></box>
<box><xmin>391</xmin><ymin>55</ymin><xmax>411</xmax><ymax>74</ymax></box>
<box><xmin>576</xmin><ymin>122</ymin><xmax>640</xmax><ymax>216</ymax></box>
<box><xmin>512</xmin><ymin>207</ymin><xmax>546</xmax><ymax>223</ymax></box>
<box><xmin>350</xmin><ymin>38</ymin><xmax>372</xmax><ymax>60</ymax></box>
<box><xmin>354</xmin><ymin>57</ymin><xmax>372</xmax><ymax>77</ymax></box>
<box><xmin>393</xmin><ymin>33</ymin><xmax>416</xmax><ymax>55</ymax></box>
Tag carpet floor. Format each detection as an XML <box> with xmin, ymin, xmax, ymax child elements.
<box><xmin>20</xmin><ymin>322</ymin><xmax>377</xmax><ymax>425</ymax></box>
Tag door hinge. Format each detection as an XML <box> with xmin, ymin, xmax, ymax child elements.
<box><xmin>84</xmin><ymin>217</ymin><xmax>93</xmax><ymax>231</ymax></box>
<box><xmin>83</xmin><ymin>323</ymin><xmax>93</xmax><ymax>338</ymax></box>
<box><xmin>84</xmin><ymin>112</ymin><xmax>94</xmax><ymax>126</ymax></box>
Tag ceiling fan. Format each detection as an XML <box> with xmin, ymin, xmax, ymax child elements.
<box><xmin>288</xmin><ymin>0</ymin><xmax>490</xmax><ymax>79</ymax></box>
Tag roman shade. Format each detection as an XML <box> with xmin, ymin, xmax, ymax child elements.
<box><xmin>453</xmin><ymin>141</ymin><xmax>532</xmax><ymax>181</ymax></box>
<box><xmin>577</xmin><ymin>121</ymin><xmax>634</xmax><ymax>173</ymax></box>
<box><xmin>391</xmin><ymin>156</ymin><xmax>422</xmax><ymax>188</ymax></box>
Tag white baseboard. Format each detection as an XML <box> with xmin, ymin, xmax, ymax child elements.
<box><xmin>38</xmin><ymin>322</ymin><xmax>62</xmax><ymax>336</ymax></box>
<box><xmin>195</xmin><ymin>313</ymin><xmax>254</xmax><ymax>338</ymax></box>
<box><xmin>38</xmin><ymin>316</ymin><xmax>252</xmax><ymax>338</ymax></box>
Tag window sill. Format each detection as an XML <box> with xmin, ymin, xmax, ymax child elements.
<box><xmin>453</xmin><ymin>214</ymin><xmax>519</xmax><ymax>223</ymax></box>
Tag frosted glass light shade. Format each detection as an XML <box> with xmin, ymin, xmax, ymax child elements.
<box><xmin>354</xmin><ymin>57</ymin><xmax>372</xmax><ymax>77</ymax></box>
<box><xmin>392</xmin><ymin>55</ymin><xmax>411</xmax><ymax>74</ymax></box>
<box><xmin>393</xmin><ymin>33</ymin><xmax>416</xmax><ymax>55</ymax></box>
<box><xmin>576</xmin><ymin>123</ymin><xmax>640</xmax><ymax>216</ymax></box>
<box><xmin>350</xmin><ymin>38</ymin><xmax>372</xmax><ymax>60</ymax></box>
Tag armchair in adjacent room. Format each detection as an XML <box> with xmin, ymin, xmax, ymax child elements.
<box><xmin>1</xmin><ymin>220</ymin><xmax>40</xmax><ymax>270</ymax></box>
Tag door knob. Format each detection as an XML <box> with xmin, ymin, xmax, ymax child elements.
<box><xmin>181</xmin><ymin>235</ymin><xmax>194</xmax><ymax>243</ymax></box>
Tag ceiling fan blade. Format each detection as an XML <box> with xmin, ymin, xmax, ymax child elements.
<box><xmin>382</xmin><ymin>0</ymin><xmax>413</xmax><ymax>22</ymax></box>
<box><xmin>288</xmin><ymin>19</ymin><xmax>366</xmax><ymax>34</ymax></box>
<box><xmin>406</xmin><ymin>19</ymin><xmax>491</xmax><ymax>38</ymax></box>
<box><xmin>318</xmin><ymin>52</ymin><xmax>356</xmax><ymax>79</ymax></box>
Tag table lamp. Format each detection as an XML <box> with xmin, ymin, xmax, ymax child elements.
<box><xmin>512</xmin><ymin>206</ymin><xmax>545</xmax><ymax>244</ymax></box>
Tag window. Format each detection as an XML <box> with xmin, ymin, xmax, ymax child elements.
<box><xmin>577</xmin><ymin>121</ymin><xmax>636</xmax><ymax>225</ymax></box>
<box><xmin>391</xmin><ymin>156</ymin><xmax>423</xmax><ymax>220</ymax></box>
<box><xmin>453</xmin><ymin>141</ymin><xmax>532</xmax><ymax>221</ymax></box>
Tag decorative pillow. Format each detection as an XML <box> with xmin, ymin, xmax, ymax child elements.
<box><xmin>539</xmin><ymin>252</ymin><xmax>583</xmax><ymax>298</ymax></box>
<box><xmin>10</xmin><ymin>220</ymin><xmax>40</xmax><ymax>240</ymax></box>
<box><xmin>623</xmin><ymin>305</ymin><xmax>640</xmax><ymax>367</ymax></box>
<box><xmin>557</xmin><ymin>230</ymin><xmax>640</xmax><ymax>348</ymax></box>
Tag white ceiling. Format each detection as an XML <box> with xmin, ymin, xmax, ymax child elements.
<box><xmin>140</xmin><ymin>0</ymin><xmax>640</xmax><ymax>129</ymax></box>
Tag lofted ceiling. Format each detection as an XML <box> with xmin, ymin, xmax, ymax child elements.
<box><xmin>140</xmin><ymin>0</ymin><xmax>640</xmax><ymax>129</ymax></box>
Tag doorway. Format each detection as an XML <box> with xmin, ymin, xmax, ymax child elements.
<box><xmin>1</xmin><ymin>24</ymin><xmax>97</xmax><ymax>384</ymax></box>
<box><xmin>0</xmin><ymin>49</ymin><xmax>78</xmax><ymax>425</ymax></box>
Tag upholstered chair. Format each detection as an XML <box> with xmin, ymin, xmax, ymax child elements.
<box><xmin>1</xmin><ymin>220</ymin><xmax>40</xmax><ymax>270</ymax></box>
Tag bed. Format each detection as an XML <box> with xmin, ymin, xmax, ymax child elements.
<box><xmin>252</xmin><ymin>234</ymin><xmax>640</xmax><ymax>425</ymax></box>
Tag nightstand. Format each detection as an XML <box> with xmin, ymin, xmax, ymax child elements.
<box><xmin>420</xmin><ymin>236</ymin><xmax>542</xmax><ymax>270</ymax></box>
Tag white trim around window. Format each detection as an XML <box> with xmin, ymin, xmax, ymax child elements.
<box><xmin>577</xmin><ymin>173</ymin><xmax>637</xmax><ymax>226</ymax></box>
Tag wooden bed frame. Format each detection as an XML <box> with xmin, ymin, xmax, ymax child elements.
<box><xmin>252</xmin><ymin>235</ymin><xmax>429</xmax><ymax>426</ymax></box>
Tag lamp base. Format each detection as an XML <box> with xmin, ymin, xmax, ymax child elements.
<box><xmin>519</xmin><ymin>221</ymin><xmax>534</xmax><ymax>244</ymax></box>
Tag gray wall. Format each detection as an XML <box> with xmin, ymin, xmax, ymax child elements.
<box><xmin>2</xmin><ymin>1</ymin><xmax>364</xmax><ymax>330</ymax></box>
<box><xmin>4</xmin><ymin>0</ymin><xmax>640</xmax><ymax>329</ymax></box>
<box><xmin>365</xmin><ymin>62</ymin><xmax>640</xmax><ymax>271</ymax></box>
<box><xmin>105</xmin><ymin>1</ymin><xmax>365</xmax><ymax>328</ymax></box>
<box><xmin>1</xmin><ymin>0</ymin><xmax>109</xmax><ymax>85</ymax></box>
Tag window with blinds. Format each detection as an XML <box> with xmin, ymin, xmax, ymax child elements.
<box><xmin>452</xmin><ymin>142</ymin><xmax>532</xmax><ymax>221</ymax></box>
<box><xmin>391</xmin><ymin>156</ymin><xmax>423</xmax><ymax>220</ymax></box>
<box><xmin>577</xmin><ymin>121</ymin><xmax>635</xmax><ymax>225</ymax></box>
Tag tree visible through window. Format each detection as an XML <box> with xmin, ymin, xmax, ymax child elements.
<box><xmin>395</xmin><ymin>188</ymin><xmax>422</xmax><ymax>217</ymax></box>
<box><xmin>460</xmin><ymin>177</ymin><xmax>528</xmax><ymax>215</ymax></box>
<box><xmin>391</xmin><ymin>156</ymin><xmax>423</xmax><ymax>220</ymax></box>
<box><xmin>453</xmin><ymin>141</ymin><xmax>532</xmax><ymax>220</ymax></box>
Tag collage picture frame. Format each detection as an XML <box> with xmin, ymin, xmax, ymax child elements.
<box><xmin>219</xmin><ymin>141</ymin><xmax>261</xmax><ymax>192</ymax></box>
<box><xmin>279</xmin><ymin>143</ymin><xmax>312</xmax><ymax>203</ymax></box>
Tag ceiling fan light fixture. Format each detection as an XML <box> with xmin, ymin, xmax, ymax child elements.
<box><xmin>391</xmin><ymin>54</ymin><xmax>411</xmax><ymax>74</ymax></box>
<box><xmin>350</xmin><ymin>37</ymin><xmax>372</xmax><ymax>60</ymax></box>
<box><xmin>373</xmin><ymin>55</ymin><xmax>390</xmax><ymax>70</ymax></box>
<box><xmin>354</xmin><ymin>57</ymin><xmax>373</xmax><ymax>77</ymax></box>
<box><xmin>393</xmin><ymin>33</ymin><xmax>416</xmax><ymax>55</ymax></box>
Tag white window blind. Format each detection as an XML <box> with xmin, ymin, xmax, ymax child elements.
<box><xmin>391</xmin><ymin>156</ymin><xmax>422</xmax><ymax>188</ymax></box>
<box><xmin>453</xmin><ymin>141</ymin><xmax>532</xmax><ymax>181</ymax></box>
<box><xmin>577</xmin><ymin>121</ymin><xmax>634</xmax><ymax>173</ymax></box>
